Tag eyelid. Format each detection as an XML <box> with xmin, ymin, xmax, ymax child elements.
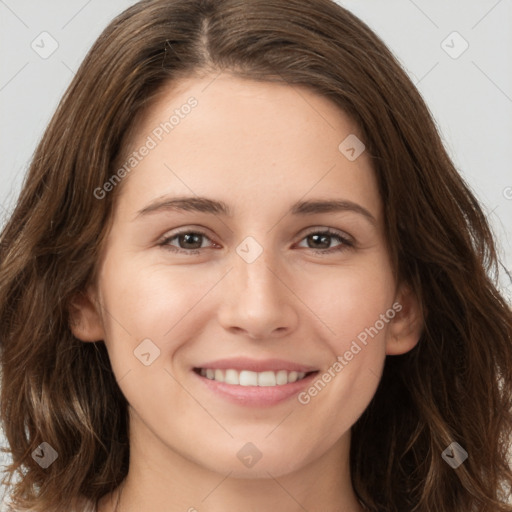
<box><xmin>158</xmin><ymin>227</ymin><xmax>216</xmax><ymax>248</ymax></box>
<box><xmin>158</xmin><ymin>227</ymin><xmax>357</xmax><ymax>257</ymax></box>
<box><xmin>300</xmin><ymin>226</ymin><xmax>354</xmax><ymax>243</ymax></box>
<box><xmin>158</xmin><ymin>224</ymin><xmax>213</xmax><ymax>238</ymax></box>
<box><xmin>158</xmin><ymin>226</ymin><xmax>355</xmax><ymax>248</ymax></box>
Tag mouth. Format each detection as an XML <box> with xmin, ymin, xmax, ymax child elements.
<box><xmin>193</xmin><ymin>367</ymin><xmax>318</xmax><ymax>386</ymax></box>
<box><xmin>192</xmin><ymin>360</ymin><xmax>320</xmax><ymax>407</ymax></box>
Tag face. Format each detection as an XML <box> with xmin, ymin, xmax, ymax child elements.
<box><xmin>72</xmin><ymin>73</ymin><xmax>420</xmax><ymax>479</ymax></box>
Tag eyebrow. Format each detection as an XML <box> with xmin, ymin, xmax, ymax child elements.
<box><xmin>134</xmin><ymin>195</ymin><xmax>376</xmax><ymax>225</ymax></box>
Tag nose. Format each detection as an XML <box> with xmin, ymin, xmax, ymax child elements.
<box><xmin>217</xmin><ymin>245</ymin><xmax>299</xmax><ymax>340</ymax></box>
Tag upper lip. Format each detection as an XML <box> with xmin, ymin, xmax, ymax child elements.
<box><xmin>194</xmin><ymin>357</ymin><xmax>318</xmax><ymax>373</ymax></box>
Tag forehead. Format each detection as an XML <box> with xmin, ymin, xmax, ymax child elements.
<box><xmin>114</xmin><ymin>73</ymin><xmax>380</xmax><ymax>221</ymax></box>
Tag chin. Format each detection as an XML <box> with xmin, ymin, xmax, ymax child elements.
<box><xmin>197</xmin><ymin>444</ymin><xmax>311</xmax><ymax>479</ymax></box>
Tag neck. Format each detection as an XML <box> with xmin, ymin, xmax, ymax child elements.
<box><xmin>97</xmin><ymin>410</ymin><xmax>364</xmax><ymax>512</ymax></box>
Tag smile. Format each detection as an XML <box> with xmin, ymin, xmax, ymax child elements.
<box><xmin>194</xmin><ymin>368</ymin><xmax>314</xmax><ymax>386</ymax></box>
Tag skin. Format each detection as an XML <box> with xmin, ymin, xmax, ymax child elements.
<box><xmin>70</xmin><ymin>72</ymin><xmax>422</xmax><ymax>512</ymax></box>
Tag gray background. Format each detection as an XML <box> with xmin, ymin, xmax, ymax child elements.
<box><xmin>1</xmin><ymin>0</ymin><xmax>511</xmax><ymax>508</ymax></box>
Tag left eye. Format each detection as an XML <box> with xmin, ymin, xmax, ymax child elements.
<box><xmin>159</xmin><ymin>231</ymin><xmax>214</xmax><ymax>253</ymax></box>
<box><xmin>159</xmin><ymin>229</ymin><xmax>353</xmax><ymax>255</ymax></box>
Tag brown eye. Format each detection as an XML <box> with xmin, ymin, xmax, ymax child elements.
<box><xmin>297</xmin><ymin>229</ymin><xmax>353</xmax><ymax>254</ymax></box>
<box><xmin>159</xmin><ymin>230</ymin><xmax>214</xmax><ymax>254</ymax></box>
<box><xmin>175</xmin><ymin>232</ymin><xmax>204</xmax><ymax>250</ymax></box>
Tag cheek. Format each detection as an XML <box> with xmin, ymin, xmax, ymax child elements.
<box><xmin>293</xmin><ymin>259</ymin><xmax>394</xmax><ymax>406</ymax></box>
<box><xmin>297</xmin><ymin>259</ymin><xmax>395</xmax><ymax>347</ymax></box>
<box><xmin>96</xmin><ymin>260</ymin><xmax>210</xmax><ymax>420</ymax></box>
<box><xmin>99</xmin><ymin>246</ymin><xmax>395</xmax><ymax>368</ymax></box>
<box><xmin>96</xmin><ymin>257</ymin><xmax>212</xmax><ymax>374</ymax></box>
<box><xmin>295</xmin><ymin>273</ymin><xmax>393</xmax><ymax>453</ymax></box>
<box><xmin>91</xmin><ymin>243</ymin><xmax>396</xmax><ymax>476</ymax></box>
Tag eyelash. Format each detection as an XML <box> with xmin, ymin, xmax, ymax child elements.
<box><xmin>158</xmin><ymin>228</ymin><xmax>354</xmax><ymax>256</ymax></box>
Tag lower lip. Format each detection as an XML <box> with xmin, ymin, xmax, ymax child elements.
<box><xmin>193</xmin><ymin>370</ymin><xmax>319</xmax><ymax>407</ymax></box>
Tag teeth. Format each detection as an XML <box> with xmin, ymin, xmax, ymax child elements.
<box><xmin>199</xmin><ymin>368</ymin><xmax>307</xmax><ymax>386</ymax></box>
<box><xmin>240</xmin><ymin>370</ymin><xmax>257</xmax><ymax>386</ymax></box>
<box><xmin>258</xmin><ymin>371</ymin><xmax>276</xmax><ymax>386</ymax></box>
<box><xmin>276</xmin><ymin>370</ymin><xmax>288</xmax><ymax>385</ymax></box>
<box><xmin>225</xmin><ymin>369</ymin><xmax>239</xmax><ymax>385</ymax></box>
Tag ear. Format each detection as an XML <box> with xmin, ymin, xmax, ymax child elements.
<box><xmin>385</xmin><ymin>282</ymin><xmax>423</xmax><ymax>355</ymax></box>
<box><xmin>68</xmin><ymin>285</ymin><xmax>105</xmax><ymax>342</ymax></box>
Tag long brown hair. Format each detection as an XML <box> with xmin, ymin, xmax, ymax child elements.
<box><xmin>1</xmin><ymin>0</ymin><xmax>511</xmax><ymax>510</ymax></box>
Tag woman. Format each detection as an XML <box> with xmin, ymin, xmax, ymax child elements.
<box><xmin>1</xmin><ymin>0</ymin><xmax>511</xmax><ymax>510</ymax></box>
